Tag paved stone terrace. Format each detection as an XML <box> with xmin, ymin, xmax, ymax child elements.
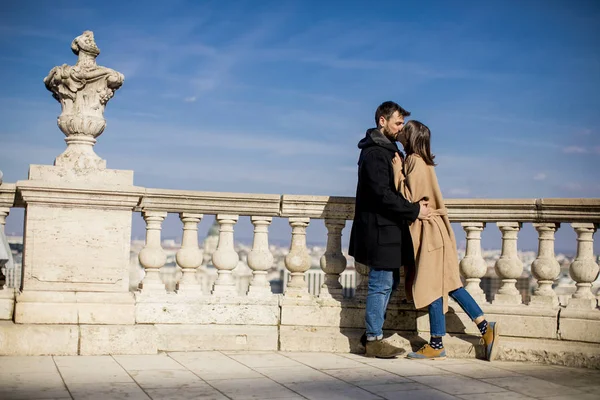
<box><xmin>1</xmin><ymin>351</ymin><xmax>599</xmax><ymax>400</ymax></box>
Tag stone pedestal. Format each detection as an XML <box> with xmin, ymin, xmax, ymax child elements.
<box><xmin>15</xmin><ymin>170</ymin><xmax>142</xmax><ymax>323</ymax></box>
<box><xmin>14</xmin><ymin>29</ymin><xmax>138</xmax><ymax>324</ymax></box>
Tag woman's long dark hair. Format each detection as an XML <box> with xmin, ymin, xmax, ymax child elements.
<box><xmin>403</xmin><ymin>120</ymin><xmax>436</xmax><ymax>166</ymax></box>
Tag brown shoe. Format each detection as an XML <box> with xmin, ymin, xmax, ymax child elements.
<box><xmin>365</xmin><ymin>339</ymin><xmax>405</xmax><ymax>358</ymax></box>
<box><xmin>481</xmin><ymin>321</ymin><xmax>500</xmax><ymax>361</ymax></box>
<box><xmin>407</xmin><ymin>344</ymin><xmax>447</xmax><ymax>360</ymax></box>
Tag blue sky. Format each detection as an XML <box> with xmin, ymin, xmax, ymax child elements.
<box><xmin>1</xmin><ymin>0</ymin><xmax>599</xmax><ymax>252</ymax></box>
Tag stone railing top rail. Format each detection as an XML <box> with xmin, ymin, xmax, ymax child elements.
<box><xmin>2</xmin><ymin>183</ymin><xmax>599</xmax><ymax>222</ymax></box>
<box><xmin>280</xmin><ymin>195</ymin><xmax>600</xmax><ymax>222</ymax></box>
<box><xmin>139</xmin><ymin>188</ymin><xmax>281</xmax><ymax>216</ymax></box>
<box><xmin>0</xmin><ymin>183</ymin><xmax>17</xmax><ymax>209</ymax></box>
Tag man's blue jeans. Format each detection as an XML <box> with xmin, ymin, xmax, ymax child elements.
<box><xmin>365</xmin><ymin>267</ymin><xmax>400</xmax><ymax>340</ymax></box>
<box><xmin>429</xmin><ymin>287</ymin><xmax>484</xmax><ymax>337</ymax></box>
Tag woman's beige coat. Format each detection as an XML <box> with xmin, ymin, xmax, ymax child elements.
<box><xmin>401</xmin><ymin>154</ymin><xmax>463</xmax><ymax>313</ymax></box>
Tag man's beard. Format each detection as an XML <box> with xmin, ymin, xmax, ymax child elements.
<box><xmin>381</xmin><ymin>127</ymin><xmax>397</xmax><ymax>141</ymax></box>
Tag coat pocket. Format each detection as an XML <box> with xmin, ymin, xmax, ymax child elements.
<box><xmin>376</xmin><ymin>214</ymin><xmax>402</xmax><ymax>245</ymax></box>
<box><xmin>424</xmin><ymin>221</ymin><xmax>444</xmax><ymax>252</ymax></box>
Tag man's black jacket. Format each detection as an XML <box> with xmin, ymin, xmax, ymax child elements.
<box><xmin>348</xmin><ymin>128</ymin><xmax>420</xmax><ymax>269</ymax></box>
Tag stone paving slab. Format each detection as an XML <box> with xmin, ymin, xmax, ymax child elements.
<box><xmin>0</xmin><ymin>351</ymin><xmax>597</xmax><ymax>399</ymax></box>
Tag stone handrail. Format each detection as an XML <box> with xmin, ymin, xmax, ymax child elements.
<box><xmin>139</xmin><ymin>188</ymin><xmax>280</xmax><ymax>216</ymax></box>
<box><xmin>281</xmin><ymin>195</ymin><xmax>600</xmax><ymax>222</ymax></box>
<box><xmin>2</xmin><ymin>184</ymin><xmax>600</xmax><ymax>364</ymax></box>
<box><xmin>0</xmin><ymin>183</ymin><xmax>17</xmax><ymax>210</ymax></box>
<box><xmin>4</xmin><ymin>182</ymin><xmax>600</xmax><ymax>223</ymax></box>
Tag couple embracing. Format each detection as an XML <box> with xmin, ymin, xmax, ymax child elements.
<box><xmin>349</xmin><ymin>101</ymin><xmax>500</xmax><ymax>361</ymax></box>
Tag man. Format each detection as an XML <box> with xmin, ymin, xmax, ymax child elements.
<box><xmin>349</xmin><ymin>101</ymin><xmax>431</xmax><ymax>358</ymax></box>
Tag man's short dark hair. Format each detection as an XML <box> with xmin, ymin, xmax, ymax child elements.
<box><xmin>375</xmin><ymin>101</ymin><xmax>410</xmax><ymax>126</ymax></box>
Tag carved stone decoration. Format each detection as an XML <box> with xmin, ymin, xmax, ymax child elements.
<box><xmin>43</xmin><ymin>31</ymin><xmax>124</xmax><ymax>171</ymax></box>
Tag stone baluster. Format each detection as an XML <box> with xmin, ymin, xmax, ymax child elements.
<box><xmin>354</xmin><ymin>262</ymin><xmax>369</xmax><ymax>302</ymax></box>
<box><xmin>0</xmin><ymin>209</ymin><xmax>7</xmax><ymax>229</ymax></box>
<box><xmin>175</xmin><ymin>213</ymin><xmax>204</xmax><ymax>295</ymax></box>
<box><xmin>319</xmin><ymin>219</ymin><xmax>347</xmax><ymax>299</ymax></box>
<box><xmin>567</xmin><ymin>223</ymin><xmax>599</xmax><ymax>309</ymax></box>
<box><xmin>0</xmin><ymin>207</ymin><xmax>11</xmax><ymax>289</ymax></box>
<box><xmin>459</xmin><ymin>222</ymin><xmax>488</xmax><ymax>303</ymax></box>
<box><xmin>211</xmin><ymin>214</ymin><xmax>240</xmax><ymax>296</ymax></box>
<box><xmin>247</xmin><ymin>216</ymin><xmax>274</xmax><ymax>298</ymax></box>
<box><xmin>138</xmin><ymin>211</ymin><xmax>167</xmax><ymax>293</ymax></box>
<box><xmin>284</xmin><ymin>217</ymin><xmax>311</xmax><ymax>298</ymax></box>
<box><xmin>493</xmin><ymin>222</ymin><xmax>524</xmax><ymax>305</ymax></box>
<box><xmin>0</xmin><ymin>205</ymin><xmax>15</xmax><ymax>323</ymax></box>
<box><xmin>530</xmin><ymin>223</ymin><xmax>561</xmax><ymax>307</ymax></box>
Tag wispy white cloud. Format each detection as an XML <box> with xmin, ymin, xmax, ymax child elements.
<box><xmin>489</xmin><ymin>136</ymin><xmax>560</xmax><ymax>149</ymax></box>
<box><xmin>128</xmin><ymin>111</ymin><xmax>160</xmax><ymax>119</ymax></box>
<box><xmin>533</xmin><ymin>173</ymin><xmax>547</xmax><ymax>181</ymax></box>
<box><xmin>252</xmin><ymin>46</ymin><xmax>480</xmax><ymax>80</ymax></box>
<box><xmin>107</xmin><ymin>151</ymin><xmax>353</xmax><ymax>195</ymax></box>
<box><xmin>490</xmin><ymin>136</ymin><xmax>600</xmax><ymax>157</ymax></box>
<box><xmin>0</xmin><ymin>25</ymin><xmax>72</xmax><ymax>42</ymax></box>
<box><xmin>559</xmin><ymin>182</ymin><xmax>600</xmax><ymax>196</ymax></box>
<box><xmin>103</xmin><ymin>116</ymin><xmax>355</xmax><ymax>159</ymax></box>
<box><xmin>256</xmin><ymin>19</ymin><xmax>521</xmax><ymax>82</ymax></box>
<box><xmin>236</xmin><ymin>85</ymin><xmax>361</xmax><ymax>108</ymax></box>
<box><xmin>431</xmin><ymin>153</ymin><xmax>600</xmax><ymax>198</ymax></box>
<box><xmin>564</xmin><ymin>146</ymin><xmax>587</xmax><ymax>154</ymax></box>
<box><xmin>184</xmin><ymin>96</ymin><xmax>197</xmax><ymax>103</ymax></box>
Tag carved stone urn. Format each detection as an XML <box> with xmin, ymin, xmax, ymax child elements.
<box><xmin>43</xmin><ymin>30</ymin><xmax>124</xmax><ymax>171</ymax></box>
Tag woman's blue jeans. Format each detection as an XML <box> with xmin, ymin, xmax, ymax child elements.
<box><xmin>429</xmin><ymin>287</ymin><xmax>484</xmax><ymax>337</ymax></box>
<box><xmin>365</xmin><ymin>267</ymin><xmax>400</xmax><ymax>339</ymax></box>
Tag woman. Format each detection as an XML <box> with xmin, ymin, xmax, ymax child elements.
<box><xmin>393</xmin><ymin>120</ymin><xmax>500</xmax><ymax>361</ymax></box>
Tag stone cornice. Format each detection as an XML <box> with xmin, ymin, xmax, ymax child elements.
<box><xmin>16</xmin><ymin>181</ymin><xmax>143</xmax><ymax>210</ymax></box>
<box><xmin>535</xmin><ymin>198</ymin><xmax>600</xmax><ymax>223</ymax></box>
<box><xmin>445</xmin><ymin>199</ymin><xmax>539</xmax><ymax>222</ymax></box>
<box><xmin>2</xmin><ymin>181</ymin><xmax>599</xmax><ymax>223</ymax></box>
<box><xmin>280</xmin><ymin>195</ymin><xmax>354</xmax><ymax>219</ymax></box>
<box><xmin>446</xmin><ymin>198</ymin><xmax>600</xmax><ymax>222</ymax></box>
<box><xmin>281</xmin><ymin>195</ymin><xmax>600</xmax><ymax>223</ymax></box>
<box><xmin>139</xmin><ymin>188</ymin><xmax>281</xmax><ymax>216</ymax></box>
<box><xmin>0</xmin><ymin>184</ymin><xmax>17</xmax><ymax>208</ymax></box>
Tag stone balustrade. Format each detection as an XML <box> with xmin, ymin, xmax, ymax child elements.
<box><xmin>1</xmin><ymin>182</ymin><xmax>599</xmax><ymax>367</ymax></box>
